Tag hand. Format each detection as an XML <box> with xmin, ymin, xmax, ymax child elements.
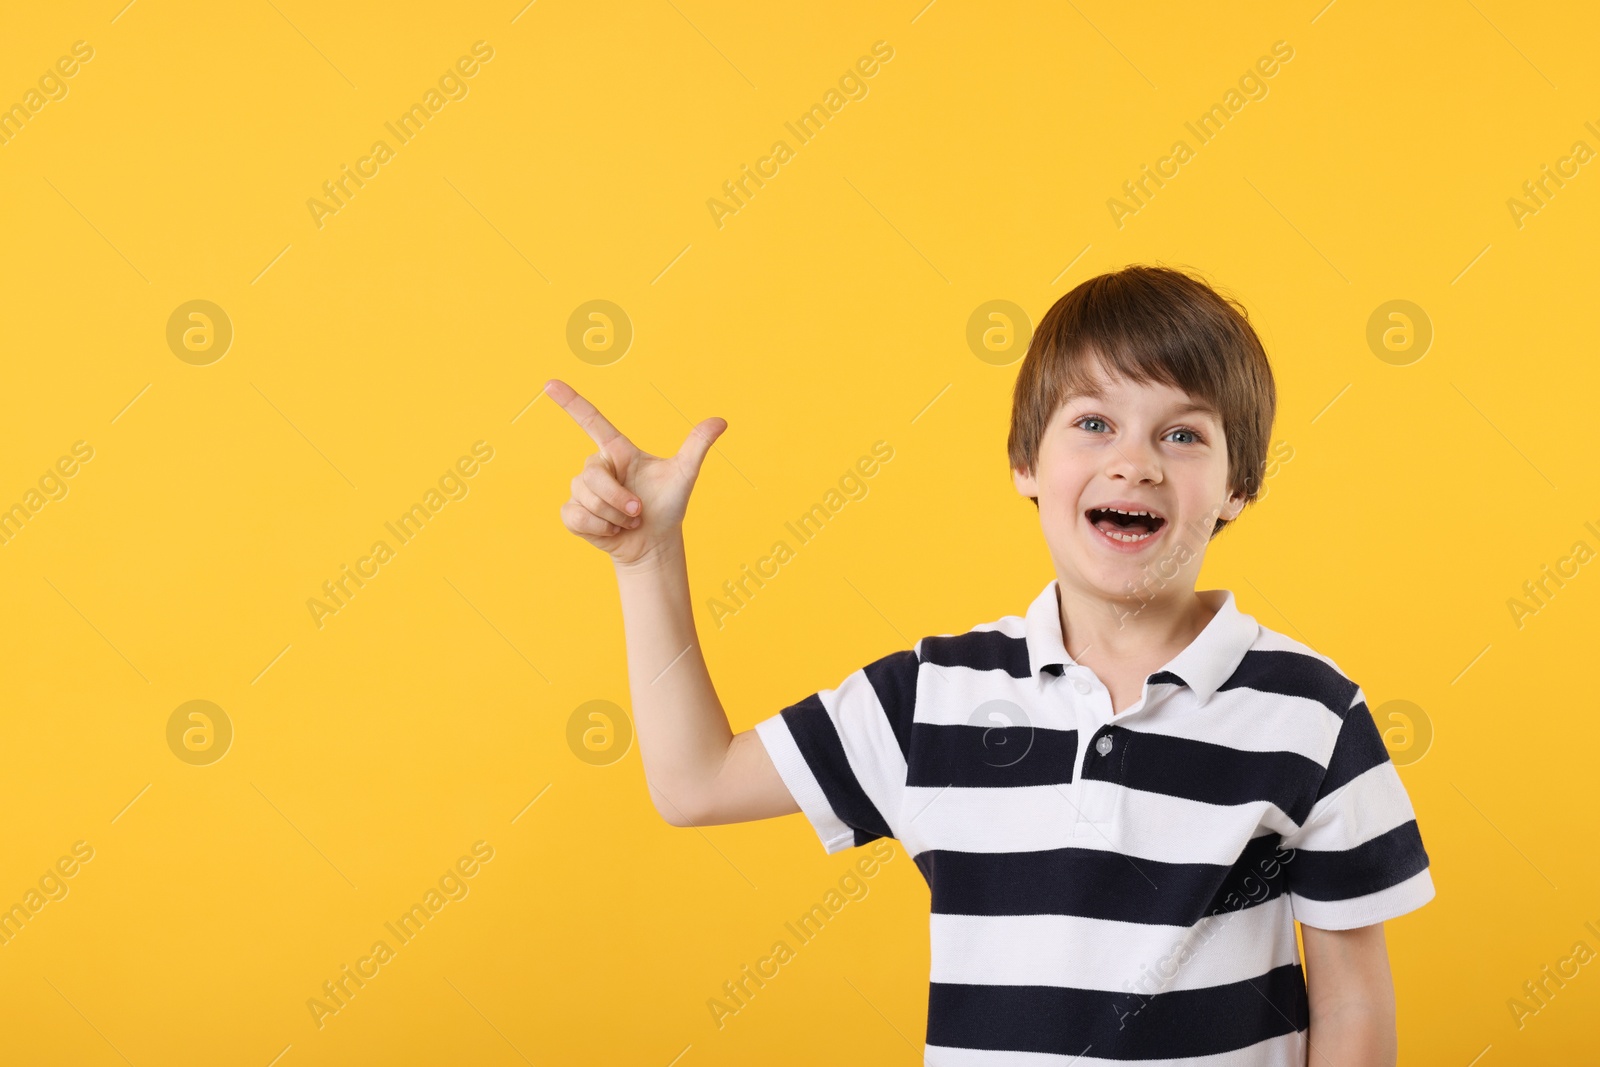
<box><xmin>547</xmin><ymin>378</ymin><xmax>726</xmax><ymax>569</ymax></box>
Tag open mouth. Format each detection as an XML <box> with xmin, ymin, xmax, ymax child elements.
<box><xmin>1085</xmin><ymin>506</ymin><xmax>1167</xmax><ymax>544</ymax></box>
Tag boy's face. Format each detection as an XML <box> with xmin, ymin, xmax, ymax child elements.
<box><xmin>1012</xmin><ymin>361</ymin><xmax>1246</xmax><ymax>607</ymax></box>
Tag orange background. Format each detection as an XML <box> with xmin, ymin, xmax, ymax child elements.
<box><xmin>0</xmin><ymin>1</ymin><xmax>1596</xmax><ymax>1063</ymax></box>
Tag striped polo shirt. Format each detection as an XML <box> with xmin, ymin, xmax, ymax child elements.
<box><xmin>754</xmin><ymin>579</ymin><xmax>1434</xmax><ymax>1065</ymax></box>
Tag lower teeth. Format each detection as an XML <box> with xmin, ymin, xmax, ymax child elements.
<box><xmin>1101</xmin><ymin>526</ymin><xmax>1153</xmax><ymax>542</ymax></box>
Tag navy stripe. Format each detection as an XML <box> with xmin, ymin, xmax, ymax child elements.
<box><xmin>907</xmin><ymin>723</ymin><xmax>1078</xmax><ymax>788</ymax></box>
<box><xmin>1220</xmin><ymin>649</ymin><xmax>1359</xmax><ymax>721</ymax></box>
<box><xmin>1286</xmin><ymin>819</ymin><xmax>1429</xmax><ymax>902</ymax></box>
<box><xmin>861</xmin><ymin>649</ymin><xmax>920</xmax><ymax>759</ymax></box>
<box><xmin>927</xmin><ymin>962</ymin><xmax>1307</xmax><ymax>1059</ymax></box>
<box><xmin>780</xmin><ymin>697</ymin><xmax>893</xmax><ymax>845</ymax></box>
<box><xmin>914</xmin><ymin>833</ymin><xmax>1292</xmax><ymax>925</ymax></box>
<box><xmin>1146</xmin><ymin>669</ymin><xmax>1186</xmax><ymax>687</ymax></box>
<box><xmin>1318</xmin><ymin>700</ymin><xmax>1392</xmax><ymax>799</ymax></box>
<box><xmin>920</xmin><ymin>630</ymin><xmax>1032</xmax><ymax>678</ymax></box>
<box><xmin>1079</xmin><ymin>725</ymin><xmax>1324</xmax><ymax>823</ymax></box>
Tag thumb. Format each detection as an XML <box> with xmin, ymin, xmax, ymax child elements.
<box><xmin>675</xmin><ymin>417</ymin><xmax>727</xmax><ymax>480</ymax></box>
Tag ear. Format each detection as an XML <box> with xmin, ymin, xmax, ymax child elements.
<box><xmin>1220</xmin><ymin>486</ymin><xmax>1247</xmax><ymax>522</ymax></box>
<box><xmin>1012</xmin><ymin>463</ymin><xmax>1038</xmax><ymax>498</ymax></box>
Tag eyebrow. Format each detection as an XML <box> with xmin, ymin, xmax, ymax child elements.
<box><xmin>1065</xmin><ymin>389</ymin><xmax>1220</xmax><ymax>421</ymax></box>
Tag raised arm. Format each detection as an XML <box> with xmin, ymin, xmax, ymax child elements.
<box><xmin>548</xmin><ymin>379</ymin><xmax>798</xmax><ymax>827</ymax></box>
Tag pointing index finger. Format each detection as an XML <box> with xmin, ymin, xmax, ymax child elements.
<box><xmin>545</xmin><ymin>379</ymin><xmax>628</xmax><ymax>452</ymax></box>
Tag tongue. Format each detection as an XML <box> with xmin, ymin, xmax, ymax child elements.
<box><xmin>1096</xmin><ymin>516</ymin><xmax>1152</xmax><ymax>536</ymax></box>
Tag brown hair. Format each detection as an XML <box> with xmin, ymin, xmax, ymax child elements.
<box><xmin>1007</xmin><ymin>264</ymin><xmax>1276</xmax><ymax>539</ymax></box>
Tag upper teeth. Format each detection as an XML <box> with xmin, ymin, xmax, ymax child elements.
<box><xmin>1102</xmin><ymin>507</ymin><xmax>1156</xmax><ymax>518</ymax></box>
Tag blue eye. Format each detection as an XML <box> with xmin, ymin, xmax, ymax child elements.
<box><xmin>1076</xmin><ymin>416</ymin><xmax>1203</xmax><ymax>443</ymax></box>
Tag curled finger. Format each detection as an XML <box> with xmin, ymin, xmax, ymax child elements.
<box><xmin>560</xmin><ymin>499</ymin><xmax>623</xmax><ymax>539</ymax></box>
<box><xmin>581</xmin><ymin>460</ymin><xmax>642</xmax><ymax>521</ymax></box>
<box><xmin>572</xmin><ymin>474</ymin><xmax>636</xmax><ymax>528</ymax></box>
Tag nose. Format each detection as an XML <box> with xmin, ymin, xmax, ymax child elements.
<box><xmin>1104</xmin><ymin>436</ymin><xmax>1162</xmax><ymax>485</ymax></box>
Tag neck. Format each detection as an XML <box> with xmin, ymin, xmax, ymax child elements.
<box><xmin>1055</xmin><ymin>581</ymin><xmax>1218</xmax><ymax>674</ymax></box>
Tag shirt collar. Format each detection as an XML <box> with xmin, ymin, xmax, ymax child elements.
<box><xmin>1023</xmin><ymin>579</ymin><xmax>1259</xmax><ymax>705</ymax></box>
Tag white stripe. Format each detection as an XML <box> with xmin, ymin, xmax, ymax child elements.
<box><xmin>901</xmin><ymin>782</ymin><xmax>1287</xmax><ymax>865</ymax></box>
<box><xmin>753</xmin><ymin>716</ymin><xmax>853</xmax><ymax>853</ymax></box>
<box><xmin>820</xmin><ymin>668</ymin><xmax>911</xmax><ymax>833</ymax></box>
<box><xmin>930</xmin><ymin>893</ymin><xmax>1298</xmax><ymax>992</ymax></box>
<box><xmin>1133</xmin><ymin>685</ymin><xmax>1342</xmax><ymax>764</ymax></box>
<box><xmin>967</xmin><ymin>616</ymin><xmax>1026</xmax><ymax>637</ymax></box>
<box><xmin>1281</xmin><ymin>761</ymin><xmax>1418</xmax><ymax>853</ymax></box>
<box><xmin>925</xmin><ymin>1029</ymin><xmax>1306</xmax><ymax>1066</ymax></box>
<box><xmin>914</xmin><ymin>663</ymin><xmax>1064</xmax><ymax>728</ymax></box>
<box><xmin>912</xmin><ymin>656</ymin><xmax>1343</xmax><ymax>769</ymax></box>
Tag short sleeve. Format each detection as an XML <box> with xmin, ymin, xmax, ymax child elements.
<box><xmin>1280</xmin><ymin>688</ymin><xmax>1435</xmax><ymax>930</ymax></box>
<box><xmin>753</xmin><ymin>645</ymin><xmax>919</xmax><ymax>854</ymax></box>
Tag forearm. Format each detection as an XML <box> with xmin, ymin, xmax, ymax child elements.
<box><xmin>613</xmin><ymin>532</ymin><xmax>733</xmax><ymax>823</ymax></box>
<box><xmin>1306</xmin><ymin>1000</ymin><xmax>1396</xmax><ymax>1067</ymax></box>
<box><xmin>1301</xmin><ymin>921</ymin><xmax>1398</xmax><ymax>1067</ymax></box>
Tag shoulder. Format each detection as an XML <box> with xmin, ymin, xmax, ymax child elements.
<box><xmin>812</xmin><ymin>602</ymin><xmax>1030</xmax><ymax>722</ymax></box>
<box><xmin>1227</xmin><ymin>621</ymin><xmax>1366</xmax><ymax>723</ymax></box>
<box><xmin>917</xmin><ymin>609</ymin><xmax>1031</xmax><ymax>678</ymax></box>
<box><xmin>1203</xmin><ymin>618</ymin><xmax>1382</xmax><ymax>783</ymax></box>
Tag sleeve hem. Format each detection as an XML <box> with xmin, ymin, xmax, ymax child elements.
<box><xmin>754</xmin><ymin>715</ymin><xmax>855</xmax><ymax>854</ymax></box>
<box><xmin>1291</xmin><ymin>866</ymin><xmax>1436</xmax><ymax>931</ymax></box>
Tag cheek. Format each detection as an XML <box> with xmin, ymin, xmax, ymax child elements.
<box><xmin>1191</xmin><ymin>464</ymin><xmax>1233</xmax><ymax>502</ymax></box>
<box><xmin>1038</xmin><ymin>443</ymin><xmax>1089</xmax><ymax>487</ymax></box>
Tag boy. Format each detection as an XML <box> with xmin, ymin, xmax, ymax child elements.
<box><xmin>548</xmin><ymin>264</ymin><xmax>1434</xmax><ymax>1065</ymax></box>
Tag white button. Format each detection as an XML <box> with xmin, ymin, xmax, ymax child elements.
<box><xmin>1095</xmin><ymin>735</ymin><xmax>1113</xmax><ymax>756</ymax></box>
<box><xmin>1073</xmin><ymin>679</ymin><xmax>1091</xmax><ymax>695</ymax></box>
